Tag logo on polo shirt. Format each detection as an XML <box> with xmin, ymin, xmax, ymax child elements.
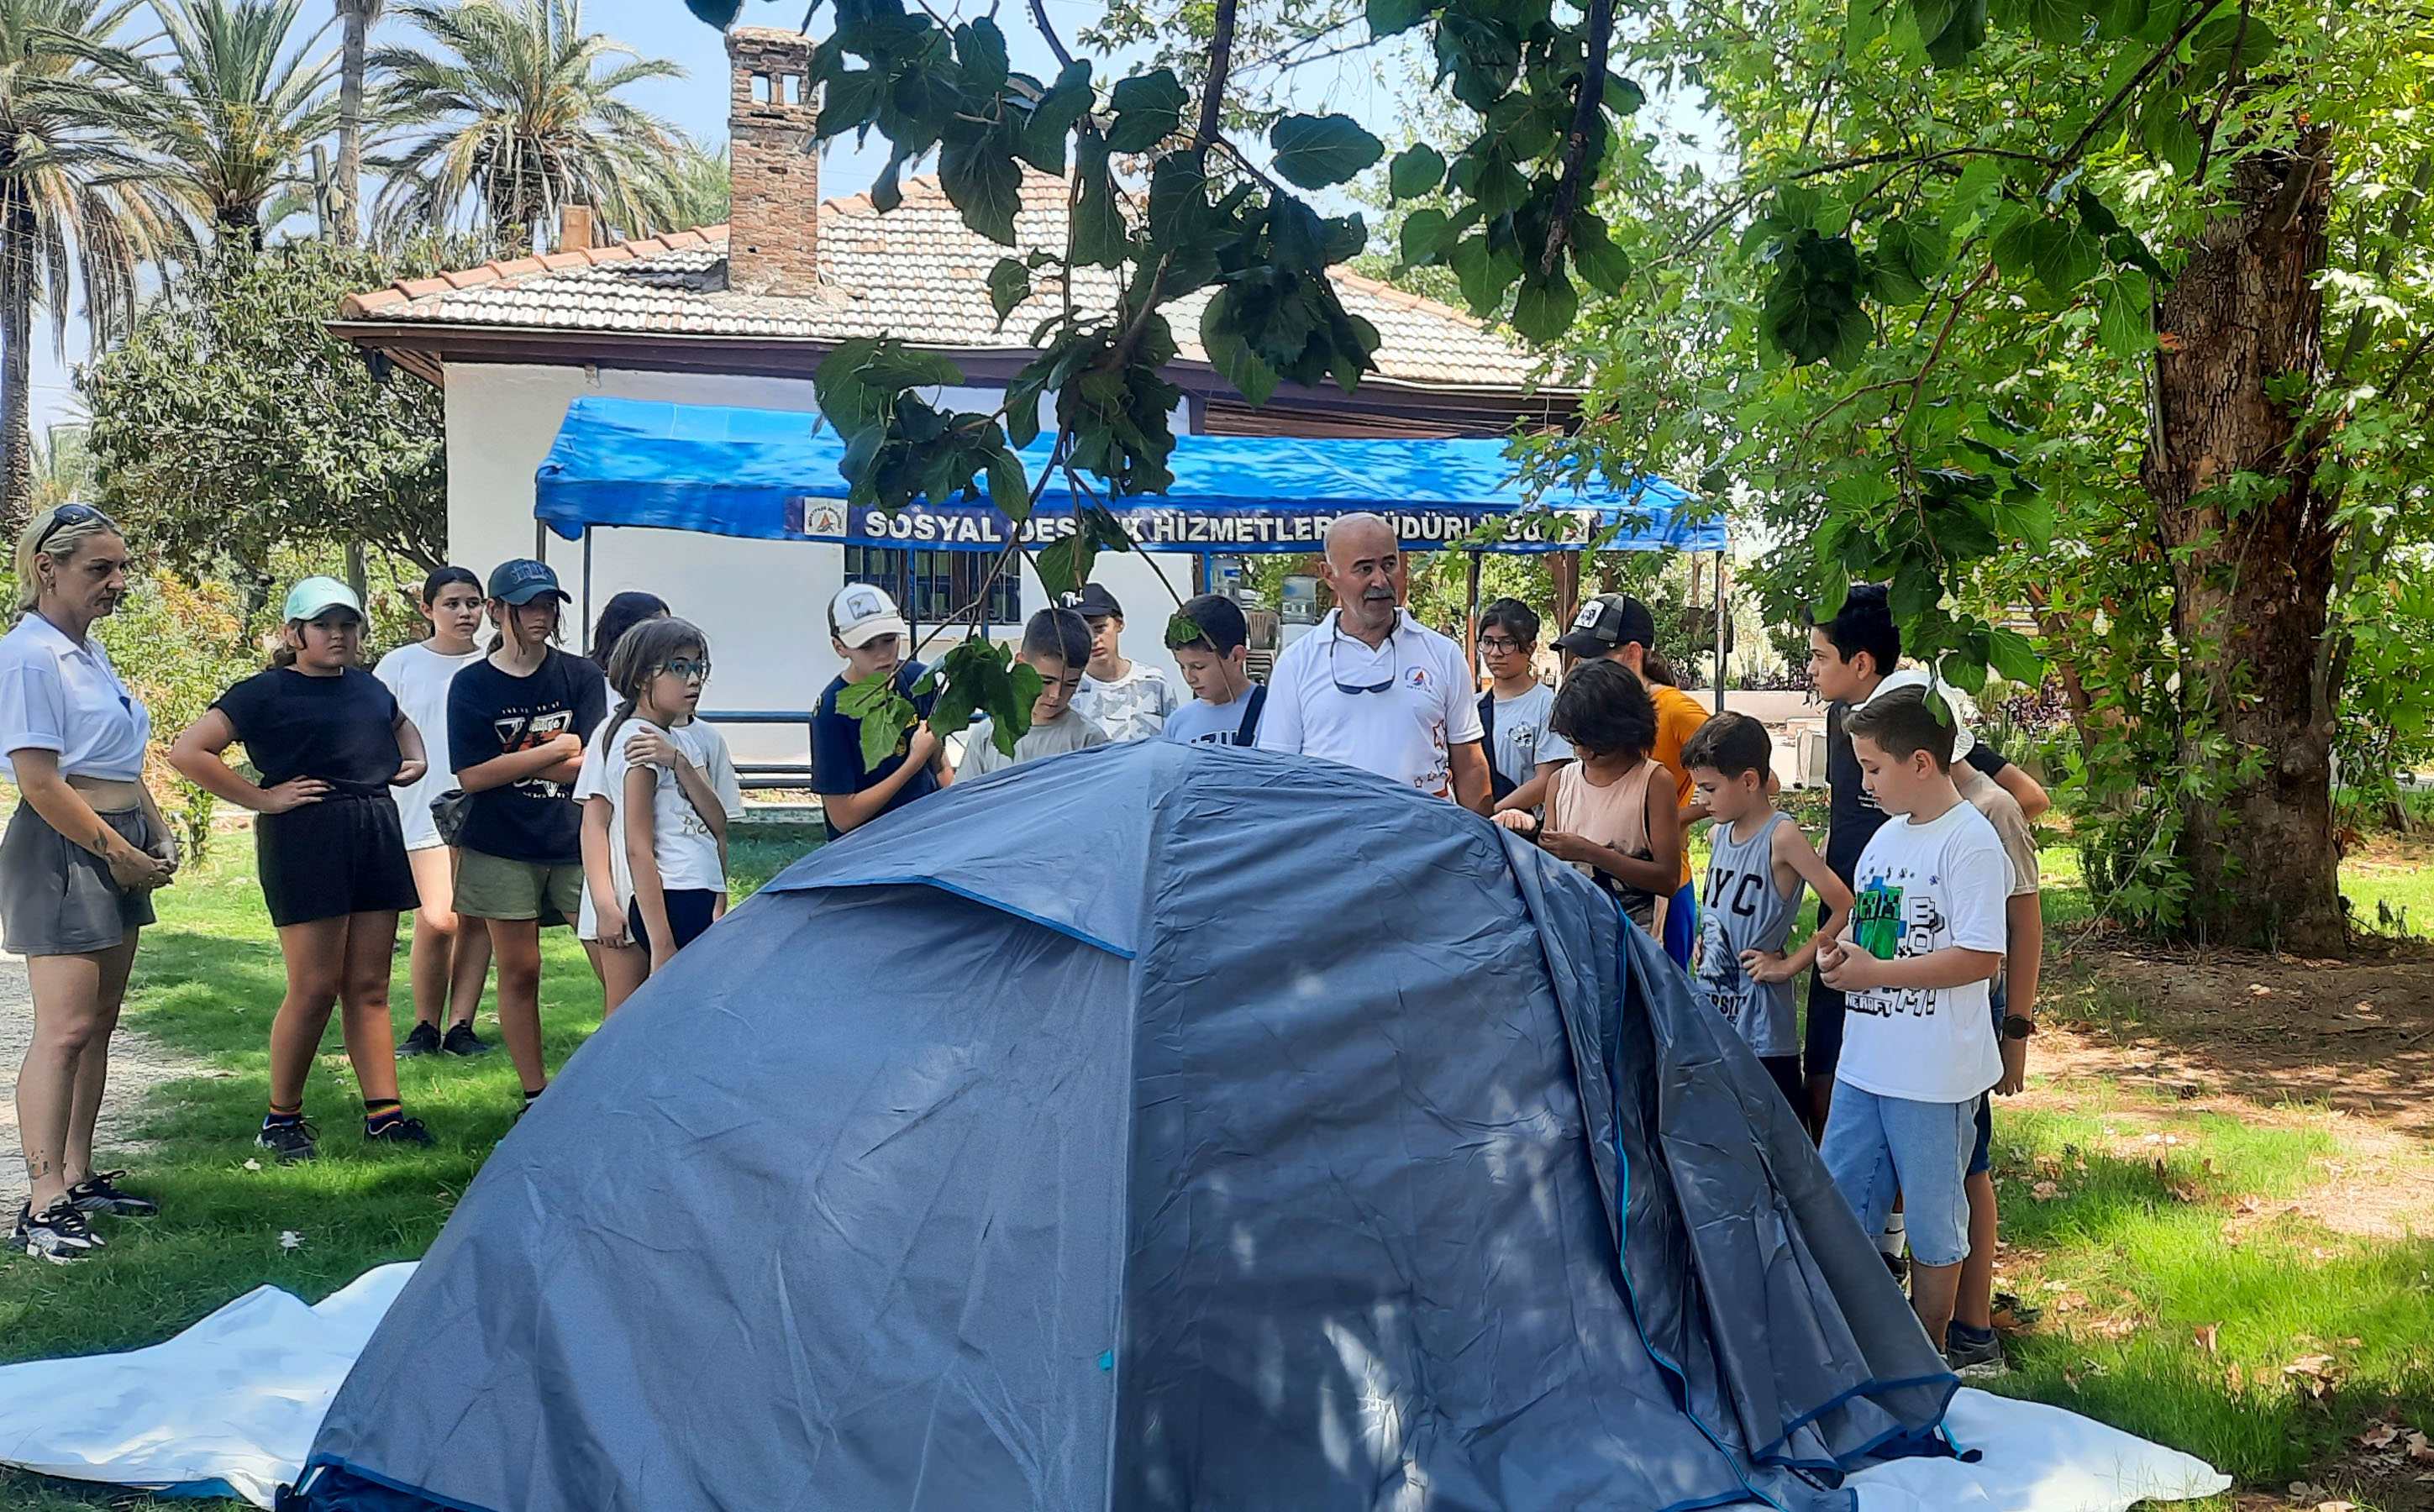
<box><xmin>1404</xmin><ymin>667</ymin><xmax>1430</xmax><ymax>690</ymax></box>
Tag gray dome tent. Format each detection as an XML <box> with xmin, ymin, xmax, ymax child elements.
<box><xmin>295</xmin><ymin>741</ymin><xmax>1954</xmax><ymax>1512</ymax></box>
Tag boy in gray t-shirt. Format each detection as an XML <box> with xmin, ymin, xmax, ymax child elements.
<box><xmin>959</xmin><ymin>607</ymin><xmax>1110</xmax><ymax>778</ymax></box>
<box><xmin>1681</xmin><ymin>713</ymin><xmax>1853</xmax><ymax>1115</ymax></box>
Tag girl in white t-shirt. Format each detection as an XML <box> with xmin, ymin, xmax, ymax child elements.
<box><xmin>373</xmin><ymin>566</ymin><xmax>493</xmax><ymax>1059</ymax></box>
<box><xmin>578</xmin><ymin>617</ymin><xmax>740</xmax><ymax>1012</ymax></box>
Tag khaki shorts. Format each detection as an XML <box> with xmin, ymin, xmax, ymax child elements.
<box><xmin>454</xmin><ymin>847</ymin><xmax>582</xmax><ymax>924</ymax></box>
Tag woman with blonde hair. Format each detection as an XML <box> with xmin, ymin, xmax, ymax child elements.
<box><xmin>2</xmin><ymin>505</ymin><xmax>178</xmax><ymax>1263</ymax></box>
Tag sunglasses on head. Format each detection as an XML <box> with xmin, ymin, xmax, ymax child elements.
<box><xmin>35</xmin><ymin>503</ymin><xmax>110</xmax><ymax>553</ymax></box>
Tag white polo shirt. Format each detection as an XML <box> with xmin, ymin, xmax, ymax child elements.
<box><xmin>1259</xmin><ymin>609</ymin><xmax>1484</xmax><ymax>798</ymax></box>
<box><xmin>0</xmin><ymin>612</ymin><xmax>150</xmax><ymax>783</ymax></box>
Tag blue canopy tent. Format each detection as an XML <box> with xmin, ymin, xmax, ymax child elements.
<box><xmin>528</xmin><ymin>395</ymin><xmax>1733</xmax><ymax>720</ymax></box>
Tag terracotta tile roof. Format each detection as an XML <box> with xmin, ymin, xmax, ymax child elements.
<box><xmin>339</xmin><ymin>174</ymin><xmax>1553</xmax><ymax>391</ymax></box>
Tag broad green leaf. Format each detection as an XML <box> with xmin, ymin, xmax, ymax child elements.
<box><xmin>1988</xmin><ymin>204</ymin><xmax>2041</xmax><ymax>278</ymax></box>
<box><xmin>1846</xmin><ymin>0</ymin><xmax>1886</xmax><ymax>51</ymax></box>
<box><xmin>1604</xmin><ymin>73</ymin><xmax>1647</xmax><ymax>115</ymax></box>
<box><xmin>1072</xmin><ymin>132</ymin><xmax>1128</xmax><ymax>267</ymax></box>
<box><xmin>1986</xmin><ymin>627</ymin><xmax>2042</xmax><ymax>685</ymax></box>
<box><xmin>1390</xmin><ymin>143</ymin><xmax>1447</xmax><ymax>201</ymax></box>
<box><xmin>2021</xmin><ymin>0</ymin><xmax>2084</xmax><ymax>46</ymax></box>
<box><xmin>1036</xmin><ymin>531</ymin><xmax>1096</xmax><ymax>601</ymax></box>
<box><xmin>1203</xmin><ymin>291</ymin><xmax>1282</xmax><ymax>407</ymax></box>
<box><xmin>1107</xmin><ymin>69</ymin><xmax>1189</xmax><ymax>154</ymax></box>
<box><xmin>1919</xmin><ymin>0</ymin><xmax>1986</xmax><ymax>67</ymax></box>
<box><xmin>2097</xmin><ymin>277</ymin><xmax>2152</xmax><ymax>357</ymax></box>
<box><xmin>682</xmin><ymin>0</ymin><xmax>740</xmax><ymax>29</ymax></box>
<box><xmin>1270</xmin><ymin>113</ymin><xmax>1387</xmax><ymax>190</ymax></box>
<box><xmin>985</xmin><ymin>445</ymin><xmax>1032</xmax><ymax>520</ymax></box>
<box><xmin>2090</xmin><ymin>0</ymin><xmax>2144</xmax><ymax>37</ymax></box>
<box><xmin>938</xmin><ymin>137</ymin><xmax>1022</xmax><ymax>246</ymax></box>
<box><xmin>953</xmin><ymin>18</ymin><xmax>1007</xmax><ymax>95</ymax></box>
<box><xmin>1367</xmin><ymin>0</ymin><xmax>1435</xmax><ymax>37</ymax></box>
<box><xmin>1164</xmin><ymin>611</ymin><xmax>1207</xmax><ymax>649</ymax></box>
<box><xmin>987</xmin><ymin>257</ymin><xmax>1032</xmax><ymax>326</ymax></box>
<box><xmin>2190</xmin><ymin>13</ymin><xmax>2279</xmax><ymax>81</ymax></box>
<box><xmin>1510</xmin><ymin>270</ymin><xmax>1579</xmax><ymax>343</ymax></box>
<box><xmin>1398</xmin><ymin>206</ymin><xmax>1454</xmax><ymax>266</ymax></box>
<box><xmin>2139</xmin><ymin>95</ymin><xmax>2201</xmax><ymax>177</ymax></box>
<box><xmin>1569</xmin><ymin>213</ymin><xmax>1632</xmax><ymax>295</ymax></box>
<box><xmin>2031</xmin><ymin>218</ymin><xmax>2104</xmax><ymax>292</ymax></box>
<box><xmin>993</xmin><ymin>661</ymin><xmax>1044</xmax><ymax>753</ymax></box>
<box><xmin>1018</xmin><ymin>60</ymin><xmax>1093</xmax><ymax>174</ymax></box>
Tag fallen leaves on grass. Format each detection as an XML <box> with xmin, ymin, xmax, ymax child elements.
<box><xmin>2195</xmin><ymin>1322</ymin><xmax>2221</xmax><ymax>1355</ymax></box>
<box><xmin>2032</xmin><ymin>1179</ymin><xmax>2060</xmax><ymax>1200</ymax></box>
<box><xmin>2282</xmin><ymin>1353</ymin><xmax>2341</xmax><ymax>1399</ymax></box>
<box><xmin>278</xmin><ymin>1230</ymin><xmax>304</xmax><ymax>1252</ymax></box>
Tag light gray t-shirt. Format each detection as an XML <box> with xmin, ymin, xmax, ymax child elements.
<box><xmin>959</xmin><ymin>707</ymin><xmax>1111</xmax><ymax>778</ymax></box>
<box><xmin>1163</xmin><ymin>693</ymin><xmax>1259</xmax><ymax>745</ymax></box>
<box><xmin>1074</xmin><ymin>663</ymin><xmax>1178</xmax><ymax>741</ymax></box>
<box><xmin>1694</xmin><ymin>811</ymin><xmax>1805</xmax><ymax>1058</ymax></box>
<box><xmin>1487</xmin><ymin>681</ymin><xmax>1571</xmax><ymax>790</ymax></box>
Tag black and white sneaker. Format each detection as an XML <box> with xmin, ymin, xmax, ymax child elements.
<box><xmin>397</xmin><ymin>1021</ymin><xmax>442</xmax><ymax>1059</ymax></box>
<box><xmin>68</xmin><ymin>1170</ymin><xmax>159</xmax><ymax>1218</ymax></box>
<box><xmin>10</xmin><ymin>1200</ymin><xmax>104</xmax><ymax>1263</ymax></box>
<box><xmin>257</xmin><ymin>1117</ymin><xmax>319</xmax><ymax>1163</ymax></box>
<box><xmin>439</xmin><ymin>1023</ymin><xmax>492</xmax><ymax>1058</ymax></box>
<box><xmin>1945</xmin><ymin>1325</ymin><xmax>2007</xmax><ymax>1379</ymax></box>
<box><xmin>364</xmin><ymin>1115</ymin><xmax>436</xmax><ymax>1147</ymax></box>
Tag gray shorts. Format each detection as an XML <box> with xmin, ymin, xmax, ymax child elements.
<box><xmin>0</xmin><ymin>801</ymin><xmax>158</xmax><ymax>956</ymax></box>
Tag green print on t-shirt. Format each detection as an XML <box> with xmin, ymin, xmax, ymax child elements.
<box><xmin>1853</xmin><ymin>879</ymin><xmax>1904</xmax><ymax>960</ymax></box>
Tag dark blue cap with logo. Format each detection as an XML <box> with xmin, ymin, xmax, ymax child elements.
<box><xmin>486</xmin><ymin>559</ymin><xmax>570</xmax><ymax>606</ymax></box>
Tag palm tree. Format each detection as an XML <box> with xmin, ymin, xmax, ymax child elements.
<box><xmin>331</xmin><ymin>0</ymin><xmax>376</xmax><ymax>244</ymax></box>
<box><xmin>648</xmin><ymin>136</ymin><xmax>725</xmax><ymax>233</ymax></box>
<box><xmin>371</xmin><ymin>0</ymin><xmax>685</xmax><ymax>254</ymax></box>
<box><xmin>0</xmin><ymin>0</ymin><xmax>180</xmax><ymax>519</ymax></box>
<box><xmin>119</xmin><ymin>0</ymin><xmax>338</xmax><ymax>246</ymax></box>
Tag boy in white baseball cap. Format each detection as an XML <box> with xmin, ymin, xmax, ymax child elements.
<box><xmin>811</xmin><ymin>585</ymin><xmax>952</xmax><ymax>837</ymax></box>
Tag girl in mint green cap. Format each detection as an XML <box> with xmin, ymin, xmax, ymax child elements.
<box><xmin>171</xmin><ymin>576</ymin><xmax>434</xmax><ymax>1163</ymax></box>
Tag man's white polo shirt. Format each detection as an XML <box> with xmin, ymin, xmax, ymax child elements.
<box><xmin>1258</xmin><ymin>608</ymin><xmax>1484</xmax><ymax>798</ymax></box>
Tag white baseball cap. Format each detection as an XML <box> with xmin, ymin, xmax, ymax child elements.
<box><xmin>828</xmin><ymin>583</ymin><xmax>910</xmax><ymax>648</ymax></box>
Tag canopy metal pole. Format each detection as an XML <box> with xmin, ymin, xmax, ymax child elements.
<box><xmin>582</xmin><ymin>528</ymin><xmax>595</xmax><ymax>644</ymax></box>
<box><xmin>1551</xmin><ymin>551</ymin><xmax>1580</xmax><ymax>650</ymax></box>
<box><xmin>1712</xmin><ymin>545</ymin><xmax>1727</xmax><ymax>715</ymax></box>
<box><xmin>1464</xmin><ymin>550</ymin><xmax>1482</xmax><ymax>687</ymax></box>
<box><xmin>534</xmin><ymin>521</ymin><xmax>546</xmax><ymax>561</ymax></box>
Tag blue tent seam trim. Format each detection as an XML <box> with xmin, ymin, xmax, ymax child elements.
<box><xmin>765</xmin><ymin>872</ymin><xmax>1136</xmax><ymax>958</ymax></box>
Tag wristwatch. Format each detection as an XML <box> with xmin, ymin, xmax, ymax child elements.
<box><xmin>2000</xmin><ymin>1014</ymin><xmax>2037</xmax><ymax>1041</ymax></box>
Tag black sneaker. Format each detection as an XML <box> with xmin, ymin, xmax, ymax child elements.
<box><xmin>9</xmin><ymin>1200</ymin><xmax>103</xmax><ymax>1263</ymax></box>
<box><xmin>365</xmin><ymin>1114</ymin><xmax>435</xmax><ymax>1147</ymax></box>
<box><xmin>1945</xmin><ymin>1325</ymin><xmax>2007</xmax><ymax>1379</ymax></box>
<box><xmin>257</xmin><ymin>1116</ymin><xmax>318</xmax><ymax>1163</ymax></box>
<box><xmin>1882</xmin><ymin>1247</ymin><xmax>1911</xmax><ymax>1284</ymax></box>
<box><xmin>439</xmin><ymin>1022</ymin><xmax>492</xmax><ymax>1058</ymax></box>
<box><xmin>397</xmin><ymin>1021</ymin><xmax>442</xmax><ymax>1058</ymax></box>
<box><xmin>68</xmin><ymin>1170</ymin><xmax>159</xmax><ymax>1217</ymax></box>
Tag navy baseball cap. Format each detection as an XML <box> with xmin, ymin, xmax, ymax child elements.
<box><xmin>1552</xmin><ymin>594</ymin><xmax>1658</xmax><ymax>657</ymax></box>
<box><xmin>486</xmin><ymin>559</ymin><xmax>570</xmax><ymax>606</ymax></box>
<box><xmin>1060</xmin><ymin>583</ymin><xmax>1123</xmax><ymax>620</ymax></box>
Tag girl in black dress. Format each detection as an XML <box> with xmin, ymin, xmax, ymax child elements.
<box><xmin>171</xmin><ymin>578</ymin><xmax>434</xmax><ymax>1163</ymax></box>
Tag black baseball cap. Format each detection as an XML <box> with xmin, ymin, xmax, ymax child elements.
<box><xmin>1169</xmin><ymin>593</ymin><xmax>1249</xmax><ymax>654</ymax></box>
<box><xmin>1551</xmin><ymin>593</ymin><xmax>1657</xmax><ymax>657</ymax></box>
<box><xmin>1060</xmin><ymin>583</ymin><xmax>1123</xmax><ymax>620</ymax></box>
<box><xmin>486</xmin><ymin>559</ymin><xmax>570</xmax><ymax>606</ymax></box>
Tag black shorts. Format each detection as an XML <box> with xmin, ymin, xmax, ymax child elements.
<box><xmin>628</xmin><ymin>888</ymin><xmax>718</xmax><ymax>955</ymax></box>
<box><xmin>1759</xmin><ymin>1054</ymin><xmax>1805</xmax><ymax>1117</ymax></box>
<box><xmin>257</xmin><ymin>795</ymin><xmax>418</xmax><ymax>927</ymax></box>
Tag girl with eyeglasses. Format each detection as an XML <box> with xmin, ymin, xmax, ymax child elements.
<box><xmin>576</xmin><ymin>617</ymin><xmax>739</xmax><ymax>1013</ymax></box>
<box><xmin>3</xmin><ymin>505</ymin><xmax>178</xmax><ymax>1261</ymax></box>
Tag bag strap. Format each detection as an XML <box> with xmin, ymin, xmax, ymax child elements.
<box><xmin>1231</xmin><ymin>684</ymin><xmax>1269</xmax><ymax>746</ymax></box>
<box><xmin>1479</xmin><ymin>690</ymin><xmax>1518</xmax><ymax>802</ymax></box>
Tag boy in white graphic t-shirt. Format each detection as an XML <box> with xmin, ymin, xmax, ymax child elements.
<box><xmin>1815</xmin><ymin>685</ymin><xmax>2011</xmax><ymax>1367</ymax></box>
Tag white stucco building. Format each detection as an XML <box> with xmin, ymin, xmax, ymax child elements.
<box><xmin>330</xmin><ymin>29</ymin><xmax>1573</xmax><ymax>765</ymax></box>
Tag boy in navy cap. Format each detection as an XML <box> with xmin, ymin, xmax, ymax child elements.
<box><xmin>1066</xmin><ymin>583</ymin><xmax>1179</xmax><ymax>740</ymax></box>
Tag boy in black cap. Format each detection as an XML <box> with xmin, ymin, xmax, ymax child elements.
<box><xmin>1066</xmin><ymin>583</ymin><xmax>1179</xmax><ymax>741</ymax></box>
<box><xmin>1162</xmin><ymin>594</ymin><xmax>1266</xmax><ymax>745</ymax></box>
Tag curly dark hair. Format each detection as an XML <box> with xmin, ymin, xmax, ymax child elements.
<box><xmin>1549</xmin><ymin>659</ymin><xmax>1658</xmax><ymax>758</ymax></box>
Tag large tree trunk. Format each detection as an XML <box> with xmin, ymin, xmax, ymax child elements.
<box><xmin>334</xmin><ymin>0</ymin><xmax>370</xmax><ymax>247</ymax></box>
<box><xmin>2144</xmin><ymin>132</ymin><xmax>2345</xmax><ymax>955</ymax></box>
<box><xmin>1</xmin><ymin>189</ymin><xmax>35</xmax><ymax>528</ymax></box>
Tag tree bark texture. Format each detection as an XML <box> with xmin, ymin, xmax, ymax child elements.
<box><xmin>335</xmin><ymin>0</ymin><xmax>370</xmax><ymax>247</ymax></box>
<box><xmin>2143</xmin><ymin>133</ymin><xmax>2344</xmax><ymax>953</ymax></box>
<box><xmin>1</xmin><ymin>187</ymin><xmax>35</xmax><ymax>528</ymax></box>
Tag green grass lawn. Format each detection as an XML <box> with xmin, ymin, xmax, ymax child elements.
<box><xmin>5</xmin><ymin>822</ymin><xmax>2431</xmax><ymax>1509</ymax></box>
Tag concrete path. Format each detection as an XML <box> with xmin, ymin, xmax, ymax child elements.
<box><xmin>0</xmin><ymin>951</ymin><xmax>203</xmax><ymax>1216</ymax></box>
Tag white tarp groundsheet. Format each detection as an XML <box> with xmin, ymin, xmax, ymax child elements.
<box><xmin>0</xmin><ymin>1265</ymin><xmax>2230</xmax><ymax>1512</ymax></box>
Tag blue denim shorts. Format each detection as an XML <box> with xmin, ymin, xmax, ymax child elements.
<box><xmin>1821</xmin><ymin>1083</ymin><xmax>1977</xmax><ymax>1267</ymax></box>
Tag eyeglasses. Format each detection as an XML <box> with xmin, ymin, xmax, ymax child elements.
<box><xmin>34</xmin><ymin>503</ymin><xmax>108</xmax><ymax>553</ymax></box>
<box><xmin>659</xmin><ymin>659</ymin><xmax>712</xmax><ymax>682</ymax></box>
<box><xmin>1328</xmin><ymin>631</ymin><xmax>1397</xmax><ymax>696</ymax></box>
<box><xmin>1476</xmin><ymin>636</ymin><xmax>1523</xmax><ymax>655</ymax></box>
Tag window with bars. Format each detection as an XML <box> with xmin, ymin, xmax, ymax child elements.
<box><xmin>843</xmin><ymin>547</ymin><xmax>1022</xmax><ymax>627</ymax></box>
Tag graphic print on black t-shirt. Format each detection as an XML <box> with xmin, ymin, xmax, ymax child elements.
<box><xmin>491</xmin><ymin>706</ymin><xmax>578</xmax><ymax>799</ymax></box>
<box><xmin>447</xmin><ymin>650</ymin><xmax>604</xmax><ymax>864</ymax></box>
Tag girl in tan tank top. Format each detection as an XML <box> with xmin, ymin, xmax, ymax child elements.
<box><xmin>1493</xmin><ymin>661</ymin><xmax>1684</xmax><ymax>932</ymax></box>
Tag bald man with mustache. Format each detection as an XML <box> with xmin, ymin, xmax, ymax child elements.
<box><xmin>1256</xmin><ymin>512</ymin><xmax>1493</xmax><ymax>814</ymax></box>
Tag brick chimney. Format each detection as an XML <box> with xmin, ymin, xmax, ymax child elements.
<box><xmin>557</xmin><ymin>203</ymin><xmax>595</xmax><ymax>254</ymax></box>
<box><xmin>726</xmin><ymin>28</ymin><xmax>818</xmax><ymax>297</ymax></box>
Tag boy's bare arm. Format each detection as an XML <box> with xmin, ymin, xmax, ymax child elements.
<box><xmin>1819</xmin><ymin>942</ymin><xmax>2002</xmax><ymax>993</ymax></box>
<box><xmin>1773</xmin><ymin>821</ymin><xmax>1855</xmax><ymax>974</ymax></box>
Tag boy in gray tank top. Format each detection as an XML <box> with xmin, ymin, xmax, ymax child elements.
<box><xmin>1682</xmin><ymin>715</ymin><xmax>1854</xmax><ymax>1114</ymax></box>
